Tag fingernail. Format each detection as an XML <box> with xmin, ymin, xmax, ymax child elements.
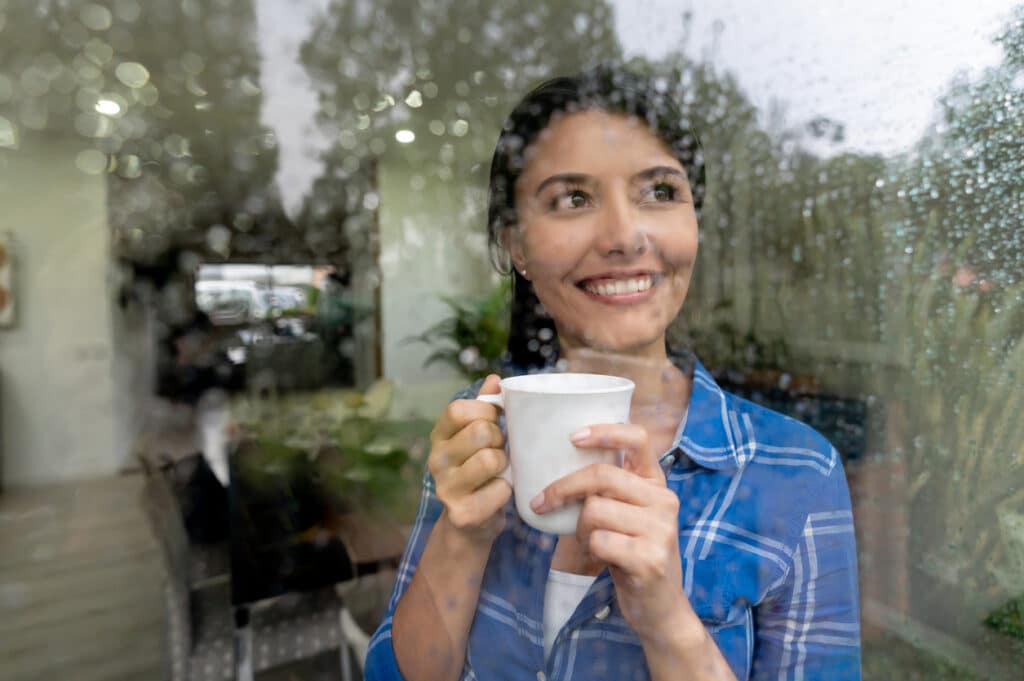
<box><xmin>570</xmin><ymin>427</ymin><xmax>591</xmax><ymax>443</ymax></box>
<box><xmin>530</xmin><ymin>491</ymin><xmax>546</xmax><ymax>512</ymax></box>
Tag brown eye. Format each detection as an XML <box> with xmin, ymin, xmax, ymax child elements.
<box><xmin>652</xmin><ymin>182</ymin><xmax>676</xmax><ymax>202</ymax></box>
<box><xmin>551</xmin><ymin>188</ymin><xmax>591</xmax><ymax>211</ymax></box>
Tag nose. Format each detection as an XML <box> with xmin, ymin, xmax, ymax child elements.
<box><xmin>596</xmin><ymin>190</ymin><xmax>648</xmax><ymax>257</ymax></box>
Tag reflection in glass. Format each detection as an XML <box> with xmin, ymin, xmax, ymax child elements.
<box><xmin>0</xmin><ymin>0</ymin><xmax>1021</xmax><ymax>679</ymax></box>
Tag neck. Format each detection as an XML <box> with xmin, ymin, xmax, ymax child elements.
<box><xmin>561</xmin><ymin>339</ymin><xmax>685</xmax><ymax>394</ymax></box>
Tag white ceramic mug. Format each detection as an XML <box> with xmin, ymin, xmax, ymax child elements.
<box><xmin>476</xmin><ymin>373</ymin><xmax>635</xmax><ymax>535</ymax></box>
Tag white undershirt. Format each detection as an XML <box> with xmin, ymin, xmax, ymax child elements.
<box><xmin>543</xmin><ymin>569</ymin><xmax>598</xmax><ymax>659</ymax></box>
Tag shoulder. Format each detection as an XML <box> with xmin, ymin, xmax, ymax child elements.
<box><xmin>719</xmin><ymin>391</ymin><xmax>854</xmax><ymax>547</ymax></box>
<box><xmin>724</xmin><ymin>392</ymin><xmax>840</xmax><ymax>478</ymax></box>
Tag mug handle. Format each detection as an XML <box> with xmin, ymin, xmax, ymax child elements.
<box><xmin>476</xmin><ymin>393</ymin><xmax>513</xmax><ymax>485</ymax></box>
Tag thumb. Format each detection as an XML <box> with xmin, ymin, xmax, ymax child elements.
<box><xmin>479</xmin><ymin>373</ymin><xmax>502</xmax><ymax>395</ymax></box>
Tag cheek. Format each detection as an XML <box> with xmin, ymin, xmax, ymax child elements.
<box><xmin>523</xmin><ymin>228</ymin><xmax>587</xmax><ymax>279</ymax></box>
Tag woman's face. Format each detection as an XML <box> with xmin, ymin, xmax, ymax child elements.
<box><xmin>508</xmin><ymin>108</ymin><xmax>699</xmax><ymax>357</ymax></box>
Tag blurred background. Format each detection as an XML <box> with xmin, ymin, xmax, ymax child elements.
<box><xmin>0</xmin><ymin>0</ymin><xmax>1022</xmax><ymax>679</ymax></box>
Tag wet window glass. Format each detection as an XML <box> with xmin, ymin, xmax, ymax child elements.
<box><xmin>1</xmin><ymin>1</ymin><xmax>1021</xmax><ymax>679</ymax></box>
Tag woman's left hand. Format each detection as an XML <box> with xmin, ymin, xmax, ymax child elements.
<box><xmin>530</xmin><ymin>423</ymin><xmax>696</xmax><ymax>645</ymax></box>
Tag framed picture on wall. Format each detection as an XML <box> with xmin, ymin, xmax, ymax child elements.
<box><xmin>0</xmin><ymin>233</ymin><xmax>13</xmax><ymax>328</ymax></box>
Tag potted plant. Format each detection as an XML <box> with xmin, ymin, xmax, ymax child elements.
<box><xmin>408</xmin><ymin>280</ymin><xmax>511</xmax><ymax>381</ymax></box>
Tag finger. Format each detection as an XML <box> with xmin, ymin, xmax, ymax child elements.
<box><xmin>475</xmin><ymin>474</ymin><xmax>513</xmax><ymax>511</ymax></box>
<box><xmin>428</xmin><ymin>418</ymin><xmax>504</xmax><ymax>478</ymax></box>
<box><xmin>478</xmin><ymin>373</ymin><xmax>501</xmax><ymax>396</ymax></box>
<box><xmin>448</xmin><ymin>476</ymin><xmax>512</xmax><ymax>529</ymax></box>
<box><xmin>570</xmin><ymin>423</ymin><xmax>662</xmax><ymax>479</ymax></box>
<box><xmin>448</xmin><ymin>418</ymin><xmax>505</xmax><ymax>462</ymax></box>
<box><xmin>451</xmin><ymin>447</ymin><xmax>508</xmax><ymax>493</ymax></box>
<box><xmin>588</xmin><ymin>531</ymin><xmax>677</xmax><ymax>582</ymax></box>
<box><xmin>575</xmin><ymin>495</ymin><xmax>653</xmax><ymax>541</ymax></box>
<box><xmin>531</xmin><ymin>463</ymin><xmax>656</xmax><ymax>513</ymax></box>
<box><xmin>587</xmin><ymin>530</ymin><xmax>643</xmax><ymax>572</ymax></box>
<box><xmin>433</xmin><ymin>396</ymin><xmax>499</xmax><ymax>441</ymax></box>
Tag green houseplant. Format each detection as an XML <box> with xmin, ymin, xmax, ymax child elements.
<box><xmin>409</xmin><ymin>280</ymin><xmax>511</xmax><ymax>381</ymax></box>
<box><xmin>229</xmin><ymin>380</ymin><xmax>428</xmax><ymax>519</ymax></box>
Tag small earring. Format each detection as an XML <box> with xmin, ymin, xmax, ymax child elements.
<box><xmin>519</xmin><ymin>268</ymin><xmax>527</xmax><ymax>279</ymax></box>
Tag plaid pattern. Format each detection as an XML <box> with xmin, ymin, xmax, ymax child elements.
<box><xmin>367</xmin><ymin>359</ymin><xmax>861</xmax><ymax>680</ymax></box>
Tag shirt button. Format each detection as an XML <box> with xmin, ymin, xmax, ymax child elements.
<box><xmin>595</xmin><ymin>605</ymin><xmax>611</xmax><ymax>620</ymax></box>
<box><xmin>536</xmin><ymin>672</ymin><xmax>547</xmax><ymax>681</ymax></box>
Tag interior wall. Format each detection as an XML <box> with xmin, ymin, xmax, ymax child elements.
<box><xmin>0</xmin><ymin>136</ymin><xmax>122</xmax><ymax>486</ymax></box>
<box><xmin>376</xmin><ymin>159</ymin><xmax>496</xmax><ymax>420</ymax></box>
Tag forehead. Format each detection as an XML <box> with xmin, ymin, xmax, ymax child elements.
<box><xmin>520</xmin><ymin>109</ymin><xmax>681</xmax><ymax>180</ymax></box>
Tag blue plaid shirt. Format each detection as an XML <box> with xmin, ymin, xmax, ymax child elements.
<box><xmin>366</xmin><ymin>359</ymin><xmax>861</xmax><ymax>680</ymax></box>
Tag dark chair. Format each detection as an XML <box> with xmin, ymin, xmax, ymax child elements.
<box><xmin>140</xmin><ymin>464</ymin><xmax>355</xmax><ymax>680</ymax></box>
<box><xmin>137</xmin><ymin>450</ymin><xmax>231</xmax><ymax>589</ymax></box>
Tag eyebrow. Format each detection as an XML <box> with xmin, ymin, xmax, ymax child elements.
<box><xmin>533</xmin><ymin>166</ymin><xmax>687</xmax><ymax>197</ymax></box>
<box><xmin>534</xmin><ymin>173</ymin><xmax>591</xmax><ymax>197</ymax></box>
<box><xmin>634</xmin><ymin>165</ymin><xmax>688</xmax><ymax>183</ymax></box>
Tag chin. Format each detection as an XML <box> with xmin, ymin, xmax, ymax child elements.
<box><xmin>572</xmin><ymin>326</ymin><xmax>668</xmax><ymax>357</ymax></box>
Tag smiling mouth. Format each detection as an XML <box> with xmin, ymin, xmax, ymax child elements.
<box><xmin>576</xmin><ymin>273</ymin><xmax>659</xmax><ymax>302</ymax></box>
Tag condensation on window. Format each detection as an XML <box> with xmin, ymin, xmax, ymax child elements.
<box><xmin>0</xmin><ymin>1</ymin><xmax>1021</xmax><ymax>679</ymax></box>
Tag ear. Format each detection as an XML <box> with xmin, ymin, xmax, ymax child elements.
<box><xmin>500</xmin><ymin>225</ymin><xmax>527</xmax><ymax>275</ymax></box>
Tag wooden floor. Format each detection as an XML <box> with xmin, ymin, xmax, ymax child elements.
<box><xmin>0</xmin><ymin>475</ymin><xmax>164</xmax><ymax>681</ymax></box>
<box><xmin>0</xmin><ymin>475</ymin><xmax>385</xmax><ymax>681</ymax></box>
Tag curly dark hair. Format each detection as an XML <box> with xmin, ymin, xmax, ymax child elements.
<box><xmin>487</xmin><ymin>63</ymin><xmax>706</xmax><ymax>370</ymax></box>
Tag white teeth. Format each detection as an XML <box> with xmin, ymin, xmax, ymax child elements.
<box><xmin>585</xmin><ymin>276</ymin><xmax>653</xmax><ymax>296</ymax></box>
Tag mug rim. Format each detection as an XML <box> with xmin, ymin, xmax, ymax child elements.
<box><xmin>499</xmin><ymin>372</ymin><xmax>635</xmax><ymax>395</ymax></box>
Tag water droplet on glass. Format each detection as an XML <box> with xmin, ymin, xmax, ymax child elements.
<box><xmin>75</xmin><ymin>112</ymin><xmax>112</xmax><ymax>138</ymax></box>
<box><xmin>61</xmin><ymin>21</ymin><xmax>89</xmax><ymax>48</ymax></box>
<box><xmin>206</xmin><ymin>225</ymin><xmax>232</xmax><ymax>257</ymax></box>
<box><xmin>0</xmin><ymin>116</ymin><xmax>18</xmax><ymax>148</ymax></box>
<box><xmin>117</xmin><ymin>154</ymin><xmax>141</xmax><ymax>179</ymax></box>
<box><xmin>239</xmin><ymin>76</ymin><xmax>261</xmax><ymax>96</ymax></box>
<box><xmin>80</xmin><ymin>3</ymin><xmax>113</xmax><ymax>31</ymax></box>
<box><xmin>75</xmin><ymin>149</ymin><xmax>108</xmax><ymax>174</ymax></box>
<box><xmin>115</xmin><ymin>61</ymin><xmax>150</xmax><ymax>88</ymax></box>
<box><xmin>181</xmin><ymin>51</ymin><xmax>205</xmax><ymax>75</ymax></box>
<box><xmin>404</xmin><ymin>90</ymin><xmax>423</xmax><ymax>108</ymax></box>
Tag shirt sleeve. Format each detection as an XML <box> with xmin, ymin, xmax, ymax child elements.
<box><xmin>364</xmin><ymin>468</ymin><xmax>444</xmax><ymax>681</ymax></box>
<box><xmin>750</xmin><ymin>449</ymin><xmax>862</xmax><ymax>681</ymax></box>
<box><xmin>365</xmin><ymin>382</ymin><xmax>482</xmax><ymax>681</ymax></box>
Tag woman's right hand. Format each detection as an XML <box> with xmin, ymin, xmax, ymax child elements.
<box><xmin>428</xmin><ymin>374</ymin><xmax>512</xmax><ymax>543</ymax></box>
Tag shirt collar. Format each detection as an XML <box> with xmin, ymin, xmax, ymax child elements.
<box><xmin>663</xmin><ymin>355</ymin><xmax>742</xmax><ymax>472</ymax></box>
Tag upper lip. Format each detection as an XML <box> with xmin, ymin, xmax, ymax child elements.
<box><xmin>576</xmin><ymin>270</ymin><xmax>659</xmax><ymax>286</ymax></box>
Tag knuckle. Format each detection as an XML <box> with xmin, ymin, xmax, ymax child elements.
<box><xmin>448</xmin><ymin>400</ymin><xmax>469</xmax><ymax>425</ymax></box>
<box><xmin>447</xmin><ymin>503</ymin><xmax>470</xmax><ymax>529</ymax></box>
<box><xmin>583</xmin><ymin>494</ymin><xmax>605</xmax><ymax>517</ymax></box>
<box><xmin>593</xmin><ymin>463</ymin><xmax>615</xmax><ymax>483</ymax></box>
<box><xmin>486</xmin><ymin>448</ymin><xmax>507</xmax><ymax>476</ymax></box>
<box><xmin>427</xmin><ymin>448</ymin><xmax>446</xmax><ymax>476</ymax></box>
<box><xmin>470</xmin><ymin>419</ymin><xmax>491</xmax><ymax>444</ymax></box>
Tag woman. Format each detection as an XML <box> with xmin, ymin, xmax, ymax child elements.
<box><xmin>366</xmin><ymin>65</ymin><xmax>861</xmax><ymax>681</ymax></box>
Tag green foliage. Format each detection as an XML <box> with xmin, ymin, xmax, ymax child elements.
<box><xmin>985</xmin><ymin>596</ymin><xmax>1024</xmax><ymax>641</ymax></box>
<box><xmin>230</xmin><ymin>386</ymin><xmax>431</xmax><ymax>518</ymax></box>
<box><xmin>410</xmin><ymin>280</ymin><xmax>511</xmax><ymax>381</ymax></box>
